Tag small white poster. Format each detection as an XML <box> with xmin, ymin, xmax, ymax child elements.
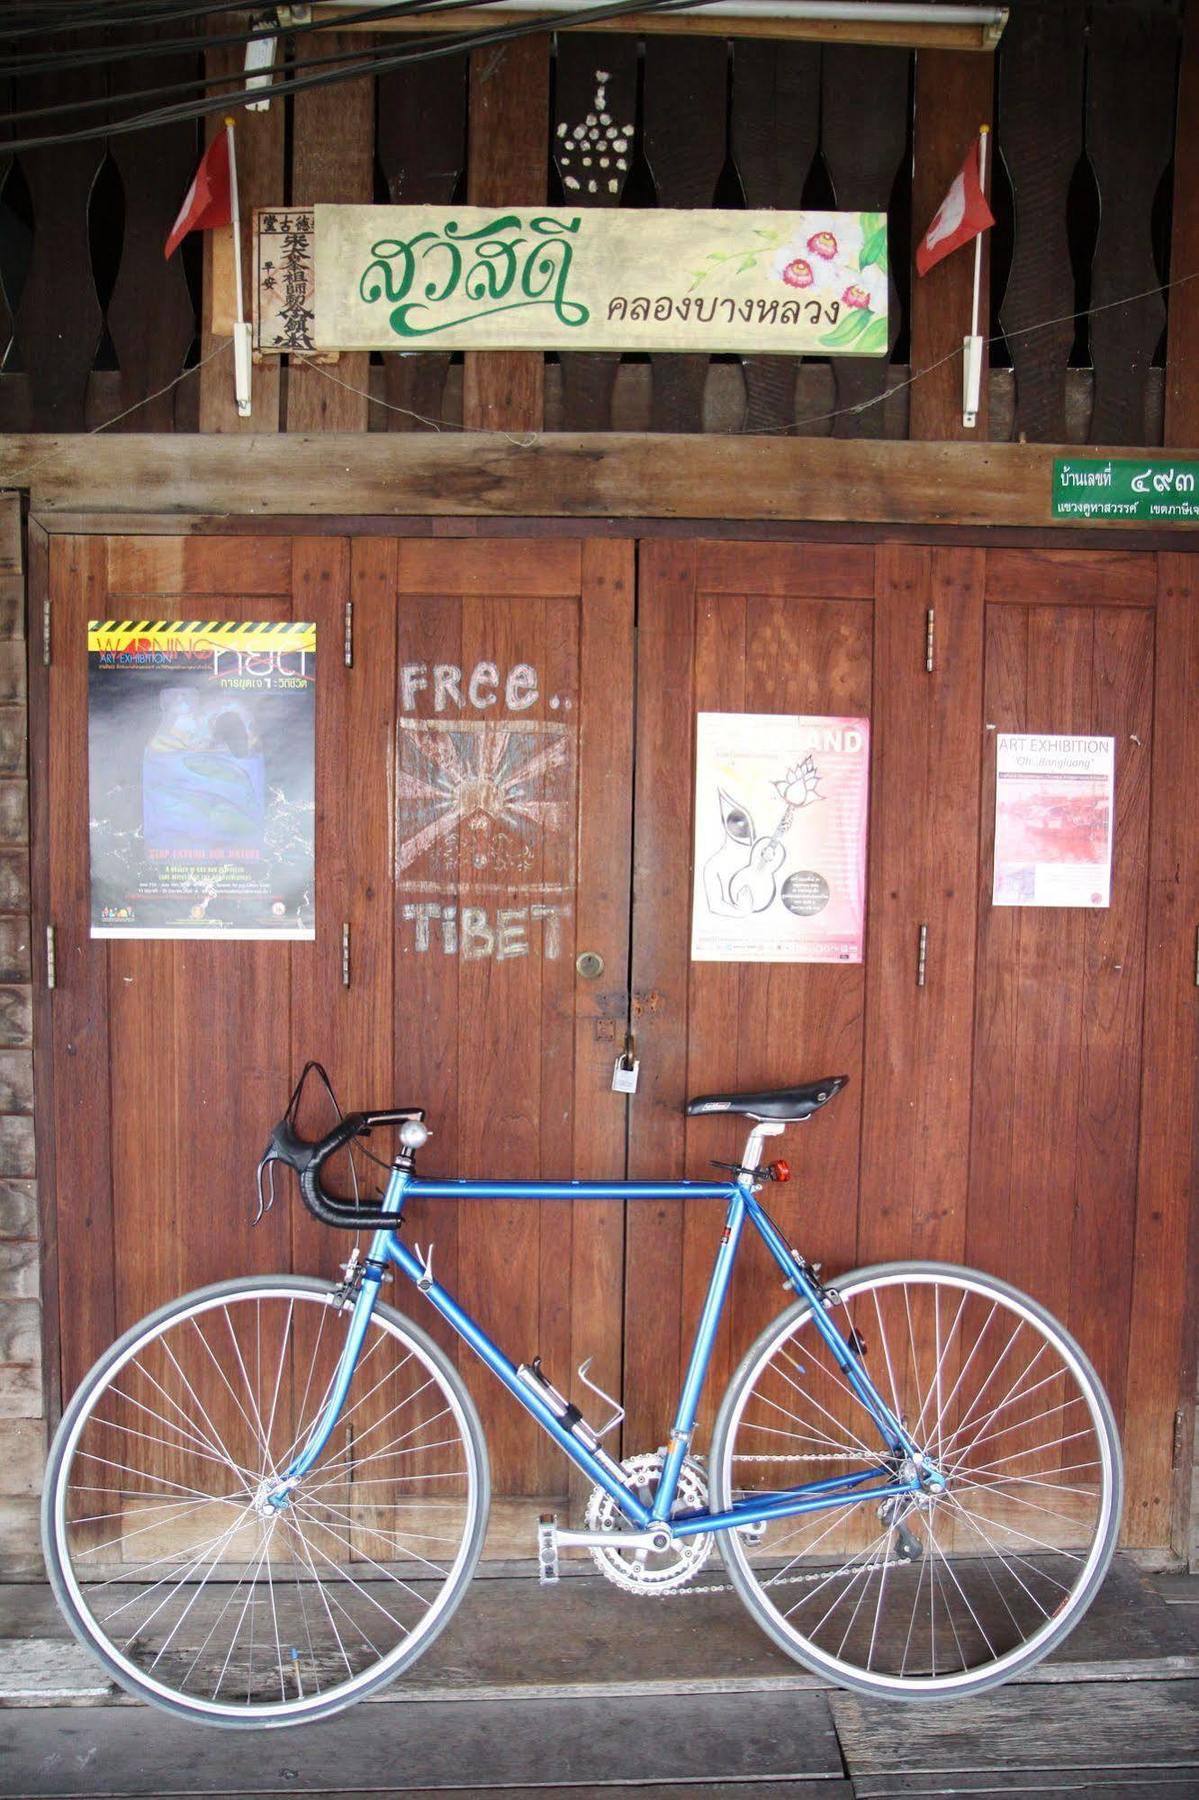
<box><xmin>691</xmin><ymin>712</ymin><xmax>870</xmax><ymax>964</ymax></box>
<box><xmin>993</xmin><ymin>734</ymin><xmax>1115</xmax><ymax>909</ymax></box>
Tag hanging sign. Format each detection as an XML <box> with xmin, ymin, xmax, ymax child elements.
<box><xmin>87</xmin><ymin>621</ymin><xmax>316</xmax><ymax>941</ymax></box>
<box><xmin>691</xmin><ymin>713</ymin><xmax>870</xmax><ymax>965</ymax></box>
<box><xmin>1053</xmin><ymin>457</ymin><xmax>1199</xmax><ymax>522</ymax></box>
<box><xmin>992</xmin><ymin>734</ymin><xmax>1114</xmax><ymax>909</ymax></box>
<box><xmin>254</xmin><ymin>204</ymin><xmax>888</xmax><ymax>356</ymax></box>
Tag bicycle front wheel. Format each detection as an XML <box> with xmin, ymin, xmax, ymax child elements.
<box><xmin>44</xmin><ymin>1276</ymin><xmax>489</xmax><ymax>1727</ymax></box>
<box><xmin>711</xmin><ymin>1262</ymin><xmax>1121</xmax><ymax>1700</ymax></box>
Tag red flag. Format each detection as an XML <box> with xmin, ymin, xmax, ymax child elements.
<box><xmin>164</xmin><ymin>131</ymin><xmax>232</xmax><ymax>259</ymax></box>
<box><xmin>915</xmin><ymin>136</ymin><xmax>994</xmax><ymax>277</ymax></box>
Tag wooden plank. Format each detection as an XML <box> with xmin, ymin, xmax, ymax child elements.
<box><xmin>996</xmin><ymin>0</ymin><xmax>1085</xmax><ymax>443</ymax></box>
<box><xmin>288</xmin><ymin>537</ymin><xmax>396</xmax><ymax>1285</ymax></box>
<box><xmin>46</xmin><ymin>538</ymin><xmax>115</xmax><ymax>1404</ymax></box>
<box><xmin>1165</xmin><ymin>4</ymin><xmax>1199</xmax><ymax>448</ymax></box>
<box><xmin>625</xmin><ymin>541</ymin><xmax>697</xmax><ymax>1455</ymax></box>
<box><xmin>819</xmin><ymin>44</ymin><xmax>910</xmax><ymax>440</ymax></box>
<box><xmin>198</xmin><ymin>35</ymin><xmax>283</xmax><ymax>433</ymax></box>
<box><xmin>831</xmin><ymin>1679</ymin><xmax>1199</xmax><ymax>1792</ymax></box>
<box><xmin>26</xmin><ymin>518</ymin><xmax>60</xmax><ymax>1427</ymax></box>
<box><xmin>643</xmin><ymin>36</ymin><xmax>730</xmax><ymax>433</ymax></box>
<box><xmin>0</xmin><ymin>1688</ymin><xmax>844</xmax><ymax>1794</ymax></box>
<box><xmin>553</xmin><ymin>36</ymin><xmax>639</xmax><ymax>432</ymax></box>
<box><xmin>858</xmin><ymin>546</ymin><xmax>983</xmax><ymax>1266</ymax></box>
<box><xmin>103</xmin><ymin>41</ymin><xmax>198</xmax><ymax>433</ymax></box>
<box><xmin>1068</xmin><ymin>605</ymin><xmax>1152</xmax><ymax>1432</ymax></box>
<box><xmin>14</xmin><ymin>433</ymin><xmax>1192</xmax><ymax>529</ymax></box>
<box><xmin>697</xmin><ymin>540</ymin><xmax>874</xmax><ymax>598</ymax></box>
<box><xmin>395</xmin><ymin>539</ymin><xmax>581</xmax><ymax>596</ymax></box>
<box><xmin>729</xmin><ymin>39</ymin><xmax>822</xmax><ymax>434</ymax></box>
<box><xmin>1086</xmin><ymin>1</ymin><xmax>1177</xmax><ymax>446</ymax></box>
<box><xmin>985</xmin><ymin>548</ymin><xmax>1158</xmax><ymax>607</ymax></box>
<box><xmin>102</xmin><ymin>535</ymin><xmax>292</xmax><ymax>597</ymax></box>
<box><xmin>908</xmin><ymin>51</ymin><xmax>994</xmax><ymax>441</ymax></box>
<box><xmin>13</xmin><ymin>70</ymin><xmax>104</xmax><ymax>431</ymax></box>
<box><xmin>376</xmin><ymin>53</ymin><xmax>469</xmax><ymax>432</ymax></box>
<box><xmin>286</xmin><ymin>38</ymin><xmax>375</xmax><ymax>432</ymax></box>
<box><xmin>569</xmin><ymin>540</ymin><xmax>634</xmax><ymax>1489</ymax></box>
<box><xmin>462</xmin><ymin>38</ymin><xmax>550</xmax><ymax>433</ymax></box>
<box><xmin>1125</xmin><ymin>552</ymin><xmax>1199</xmax><ymax>1550</ymax></box>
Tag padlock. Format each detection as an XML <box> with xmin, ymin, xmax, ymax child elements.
<box><xmin>612</xmin><ymin>1055</ymin><xmax>640</xmax><ymax>1094</ymax></box>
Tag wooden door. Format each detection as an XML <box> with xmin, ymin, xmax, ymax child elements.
<box><xmin>42</xmin><ymin>532</ymin><xmax>635</xmax><ymax>1515</ymax></box>
<box><xmin>628</xmin><ymin>539</ymin><xmax>1195</xmax><ymax>1553</ymax></box>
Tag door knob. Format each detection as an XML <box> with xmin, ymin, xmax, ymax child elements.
<box><xmin>576</xmin><ymin>950</ymin><xmax>604</xmax><ymax>979</ymax></box>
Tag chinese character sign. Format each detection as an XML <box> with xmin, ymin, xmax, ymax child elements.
<box><xmin>88</xmin><ymin>621</ymin><xmax>316</xmax><ymax>940</ymax></box>
<box><xmin>691</xmin><ymin>713</ymin><xmax>870</xmax><ymax>964</ymax></box>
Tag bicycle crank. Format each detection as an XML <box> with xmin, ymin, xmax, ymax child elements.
<box><xmin>580</xmin><ymin>1451</ymin><xmax>715</xmax><ymax>1595</ymax></box>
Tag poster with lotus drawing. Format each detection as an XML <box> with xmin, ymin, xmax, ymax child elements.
<box><xmin>308</xmin><ymin>205</ymin><xmax>888</xmax><ymax>355</ymax></box>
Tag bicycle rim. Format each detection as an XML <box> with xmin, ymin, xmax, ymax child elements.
<box><xmin>44</xmin><ymin>1277</ymin><xmax>488</xmax><ymax>1726</ymax></box>
<box><xmin>712</xmin><ymin>1263</ymin><xmax>1121</xmax><ymax>1699</ymax></box>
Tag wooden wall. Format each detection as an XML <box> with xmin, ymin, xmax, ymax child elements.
<box><xmin>0</xmin><ymin>1</ymin><xmax>1185</xmax><ymax>444</ymax></box>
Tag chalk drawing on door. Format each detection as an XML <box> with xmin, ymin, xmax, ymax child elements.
<box><xmin>397</xmin><ymin>718</ymin><xmax>575</xmax><ymax>896</ymax></box>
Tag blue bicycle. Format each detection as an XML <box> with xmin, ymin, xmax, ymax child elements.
<box><xmin>44</xmin><ymin>1063</ymin><xmax>1121</xmax><ymax>1726</ymax></box>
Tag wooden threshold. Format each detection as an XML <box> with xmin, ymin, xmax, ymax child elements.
<box><xmin>4</xmin><ymin>433</ymin><xmax>1198</xmax><ymax>531</ymax></box>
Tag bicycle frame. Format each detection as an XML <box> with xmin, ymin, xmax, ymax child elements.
<box><xmin>280</xmin><ymin>1123</ymin><xmax>931</xmax><ymax>1535</ymax></box>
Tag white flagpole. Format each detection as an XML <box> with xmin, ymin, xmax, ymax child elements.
<box><xmin>962</xmin><ymin>122</ymin><xmax>988</xmax><ymax>430</ymax></box>
<box><xmin>226</xmin><ymin>115</ymin><xmax>253</xmax><ymax>418</ymax></box>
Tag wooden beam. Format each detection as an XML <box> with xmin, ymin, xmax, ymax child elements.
<box><xmin>1165</xmin><ymin>2</ymin><xmax>1199</xmax><ymax>447</ymax></box>
<box><xmin>3</xmin><ymin>434</ymin><xmax>1199</xmax><ymax>530</ymax></box>
<box><xmin>311</xmin><ymin>6</ymin><xmax>1006</xmax><ymax>50</ymax></box>
<box><xmin>908</xmin><ymin>51</ymin><xmax>994</xmax><ymax>440</ymax></box>
<box><xmin>462</xmin><ymin>37</ymin><xmax>550</xmax><ymax>432</ymax></box>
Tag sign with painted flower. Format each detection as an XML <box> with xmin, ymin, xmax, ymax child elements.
<box><xmin>303</xmin><ymin>205</ymin><xmax>888</xmax><ymax>355</ymax></box>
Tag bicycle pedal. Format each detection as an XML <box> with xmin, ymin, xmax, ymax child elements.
<box><xmin>537</xmin><ymin>1513</ymin><xmax>560</xmax><ymax>1586</ymax></box>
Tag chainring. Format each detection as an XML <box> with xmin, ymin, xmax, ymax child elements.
<box><xmin>583</xmin><ymin>1451</ymin><xmax>714</xmax><ymax>1594</ymax></box>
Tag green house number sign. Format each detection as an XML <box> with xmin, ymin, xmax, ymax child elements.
<box><xmin>1053</xmin><ymin>458</ymin><xmax>1199</xmax><ymax>522</ymax></box>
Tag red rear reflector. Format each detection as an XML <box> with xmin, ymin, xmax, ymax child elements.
<box><xmin>771</xmin><ymin>1160</ymin><xmax>790</xmax><ymax>1183</ymax></box>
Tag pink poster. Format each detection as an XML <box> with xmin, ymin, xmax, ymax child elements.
<box><xmin>690</xmin><ymin>712</ymin><xmax>870</xmax><ymax>964</ymax></box>
<box><xmin>993</xmin><ymin>733</ymin><xmax>1114</xmax><ymax>908</ymax></box>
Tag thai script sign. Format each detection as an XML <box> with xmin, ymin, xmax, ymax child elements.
<box><xmin>1053</xmin><ymin>458</ymin><xmax>1199</xmax><ymax>522</ymax></box>
<box><xmin>290</xmin><ymin>205</ymin><xmax>887</xmax><ymax>355</ymax></box>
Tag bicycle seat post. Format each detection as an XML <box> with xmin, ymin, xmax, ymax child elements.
<box><xmin>739</xmin><ymin>1118</ymin><xmax>786</xmax><ymax>1182</ymax></box>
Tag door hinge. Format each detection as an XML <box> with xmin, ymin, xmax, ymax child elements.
<box><xmin>916</xmin><ymin>922</ymin><xmax>928</xmax><ymax>988</ymax></box>
<box><xmin>924</xmin><ymin>606</ymin><xmax>935</xmax><ymax>674</ymax></box>
<box><xmin>1194</xmin><ymin>927</ymin><xmax>1199</xmax><ymax>988</ymax></box>
<box><xmin>42</xmin><ymin>596</ymin><xmax>51</xmax><ymax>667</ymax></box>
<box><xmin>45</xmin><ymin>924</ymin><xmax>56</xmax><ymax>990</ymax></box>
<box><xmin>342</xmin><ymin>921</ymin><xmax>351</xmax><ymax>987</ymax></box>
<box><xmin>344</xmin><ymin>599</ymin><xmax>353</xmax><ymax>668</ymax></box>
<box><xmin>1172</xmin><ymin>1407</ymin><xmax>1186</xmax><ymax>1469</ymax></box>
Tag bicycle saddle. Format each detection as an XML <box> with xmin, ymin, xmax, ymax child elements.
<box><xmin>685</xmin><ymin>1075</ymin><xmax>848</xmax><ymax>1122</ymax></box>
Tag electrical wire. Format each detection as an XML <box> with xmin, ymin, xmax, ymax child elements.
<box><xmin>4</xmin><ymin>2</ymin><xmax>515</xmax><ymax>126</ymax></box>
<box><xmin>1</xmin><ymin>0</ymin><xmax>714</xmax><ymax>149</ymax></box>
<box><xmin>0</xmin><ymin>0</ymin><xmax>484</xmax><ymax>78</ymax></box>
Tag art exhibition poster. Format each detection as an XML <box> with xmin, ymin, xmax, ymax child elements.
<box><xmin>992</xmin><ymin>733</ymin><xmax>1114</xmax><ymax>909</ymax></box>
<box><xmin>691</xmin><ymin>712</ymin><xmax>870</xmax><ymax>964</ymax></box>
<box><xmin>87</xmin><ymin>621</ymin><xmax>316</xmax><ymax>940</ymax></box>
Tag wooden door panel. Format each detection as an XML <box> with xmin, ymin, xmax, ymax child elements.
<box><xmin>859</xmin><ymin>545</ymin><xmax>985</xmax><ymax>1269</ymax></box>
<box><xmin>629</xmin><ymin>542</ymin><xmax>873</xmax><ymax>1456</ymax></box>
<box><xmin>391</xmin><ymin>542</ymin><xmax>634</xmax><ymax>1497</ymax></box>
<box><xmin>968</xmin><ymin>602</ymin><xmax>1153</xmax><ymax>1438</ymax></box>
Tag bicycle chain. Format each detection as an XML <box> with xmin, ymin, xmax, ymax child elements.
<box><xmin>654</xmin><ymin>1451</ymin><xmax>902</xmax><ymax>1599</ymax></box>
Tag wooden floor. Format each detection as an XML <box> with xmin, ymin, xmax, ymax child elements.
<box><xmin>0</xmin><ymin>1558</ymin><xmax>1195</xmax><ymax>1797</ymax></box>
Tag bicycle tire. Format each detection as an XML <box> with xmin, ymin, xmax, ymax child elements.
<box><xmin>710</xmin><ymin>1261</ymin><xmax>1121</xmax><ymax>1700</ymax></box>
<box><xmin>43</xmin><ymin>1275</ymin><xmax>490</xmax><ymax>1727</ymax></box>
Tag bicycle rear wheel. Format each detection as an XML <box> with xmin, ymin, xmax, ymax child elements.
<box><xmin>711</xmin><ymin>1262</ymin><xmax>1121</xmax><ymax>1699</ymax></box>
<box><xmin>43</xmin><ymin>1276</ymin><xmax>489</xmax><ymax>1727</ymax></box>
